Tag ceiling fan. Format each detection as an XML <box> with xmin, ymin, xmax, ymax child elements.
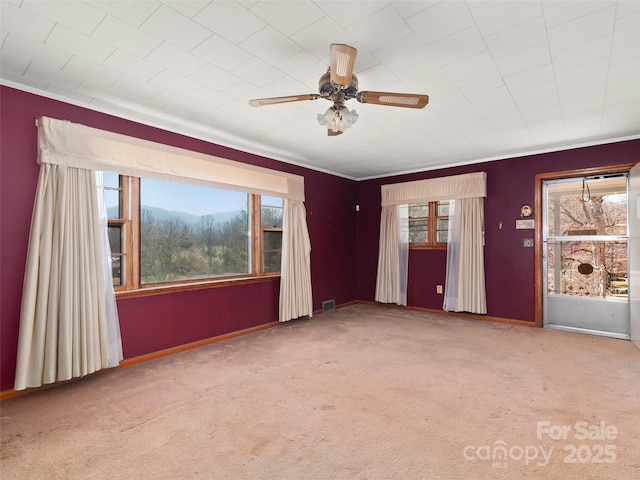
<box><xmin>249</xmin><ymin>44</ymin><xmax>430</xmax><ymax>136</ymax></box>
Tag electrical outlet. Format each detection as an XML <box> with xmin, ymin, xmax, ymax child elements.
<box><xmin>436</xmin><ymin>285</ymin><xmax>443</xmax><ymax>294</ymax></box>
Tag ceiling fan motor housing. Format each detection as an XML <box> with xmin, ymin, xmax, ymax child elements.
<box><xmin>319</xmin><ymin>71</ymin><xmax>359</xmax><ymax>99</ymax></box>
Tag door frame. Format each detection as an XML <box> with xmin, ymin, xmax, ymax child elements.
<box><xmin>534</xmin><ymin>163</ymin><xmax>636</xmax><ymax>327</ymax></box>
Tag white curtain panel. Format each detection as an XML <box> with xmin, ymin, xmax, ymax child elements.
<box><xmin>375</xmin><ymin>205</ymin><xmax>409</xmax><ymax>306</ymax></box>
<box><xmin>377</xmin><ymin>172</ymin><xmax>487</xmax><ymax>312</ymax></box>
<box><xmin>96</xmin><ymin>172</ymin><xmax>124</xmax><ymax>368</ymax></box>
<box><xmin>443</xmin><ymin>197</ymin><xmax>487</xmax><ymax>314</ymax></box>
<box><xmin>279</xmin><ymin>200</ymin><xmax>313</xmax><ymax>322</ymax></box>
<box><xmin>14</xmin><ymin>164</ymin><xmax>122</xmax><ymax>390</ymax></box>
<box><xmin>398</xmin><ymin>205</ymin><xmax>409</xmax><ymax>306</ymax></box>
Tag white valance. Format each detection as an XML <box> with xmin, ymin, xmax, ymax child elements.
<box><xmin>37</xmin><ymin>116</ymin><xmax>305</xmax><ymax>201</ymax></box>
<box><xmin>381</xmin><ymin>172</ymin><xmax>486</xmax><ymax>206</ymax></box>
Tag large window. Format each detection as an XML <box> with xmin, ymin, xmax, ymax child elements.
<box><xmin>408</xmin><ymin>200</ymin><xmax>452</xmax><ymax>249</ymax></box>
<box><xmin>104</xmin><ymin>173</ymin><xmax>282</xmax><ymax>292</ymax></box>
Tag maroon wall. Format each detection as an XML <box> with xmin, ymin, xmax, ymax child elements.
<box><xmin>356</xmin><ymin>140</ymin><xmax>640</xmax><ymax>322</ymax></box>
<box><xmin>0</xmin><ymin>86</ymin><xmax>357</xmax><ymax>391</ymax></box>
<box><xmin>2</xmin><ymin>84</ymin><xmax>638</xmax><ymax>392</ymax></box>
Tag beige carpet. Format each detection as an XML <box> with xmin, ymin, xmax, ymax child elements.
<box><xmin>1</xmin><ymin>304</ymin><xmax>639</xmax><ymax>479</ymax></box>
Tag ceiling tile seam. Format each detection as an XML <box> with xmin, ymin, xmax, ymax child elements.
<box><xmin>18</xmin><ymin>3</ymin><xmax>105</xmax><ymax>38</ymax></box>
<box><xmin>72</xmin><ymin>57</ymin><xmax>125</xmax><ymax>95</ymax></box>
<box><xmin>518</xmin><ymin>8</ymin><xmax>563</xmax><ymax>139</ymax></box>
<box><xmin>84</xmin><ymin>5</ymin><xmax>109</xmax><ymax>38</ymax></box>
<box><xmin>140</xmin><ymin>3</ymin><xmax>213</xmax><ymax>52</ymax></box>
<box><xmin>105</xmin><ymin>16</ymin><xmax>168</xmax><ymax>64</ymax></box>
<box><xmin>20</xmin><ymin>59</ymin><xmax>32</xmax><ymax>78</ymax></box>
<box><xmin>185</xmin><ymin>35</ymin><xmax>223</xmax><ymax>65</ymax></box>
<box><xmin>22</xmin><ymin>29</ymin><xmax>76</xmax><ymax>90</ymax></box>
<box><xmin>433</xmin><ymin>8</ymin><xmax>523</xmax><ymax>147</ymax></box>
<box><xmin>406</xmin><ymin>110</ymin><xmax>460</xmax><ymax>160</ymax></box>
<box><xmin>599</xmin><ymin>2</ymin><xmax>621</xmax><ymax>133</ymax></box>
<box><xmin>418</xmin><ymin>27</ymin><xmax>473</xmax><ymax>60</ymax></box>
<box><xmin>237</xmin><ymin>25</ymin><xmax>302</xmax><ymax>65</ymax></box>
<box><xmin>247</xmin><ymin>3</ymin><xmax>328</xmax><ymax>38</ymax></box>
<box><xmin>163</xmin><ymin>0</ymin><xmax>208</xmax><ymax>20</ymax></box>
<box><xmin>542</xmin><ymin>1</ymin><xmax>617</xmax><ymax>30</ymax></box>
<box><xmin>188</xmin><ymin>1</ymin><xmax>263</xmax><ymax>45</ymax></box>
<box><xmin>313</xmin><ymin>1</ymin><xmax>388</xmax><ymax>30</ymax></box>
<box><xmin>92</xmin><ymin>22</ymin><xmax>160</xmax><ymax>78</ymax></box>
<box><xmin>550</xmin><ymin>35</ymin><xmax>615</xmax><ymax>73</ymax></box>
<box><xmin>232</xmin><ymin>21</ymin><xmax>346</xmax><ymax>74</ymax></box>
<box><xmin>191</xmin><ymin>30</ymin><xmax>294</xmax><ymax>92</ymax></box>
<box><xmin>546</xmin><ymin>37</ymin><xmax>609</xmax><ymax>132</ymax></box>
<box><xmin>470</xmin><ymin>9</ymin><xmax>545</xmax><ymax>41</ymax></box>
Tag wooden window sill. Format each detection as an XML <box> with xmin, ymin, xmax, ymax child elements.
<box><xmin>115</xmin><ymin>275</ymin><xmax>280</xmax><ymax>300</ymax></box>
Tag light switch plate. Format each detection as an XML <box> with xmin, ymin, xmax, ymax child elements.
<box><xmin>516</xmin><ymin>219</ymin><xmax>535</xmax><ymax>229</ymax></box>
<box><xmin>523</xmin><ymin>239</ymin><xmax>534</xmax><ymax>247</ymax></box>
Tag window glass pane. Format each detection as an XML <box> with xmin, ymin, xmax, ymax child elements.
<box><xmin>437</xmin><ymin>218</ymin><xmax>448</xmax><ymax>230</ymax></box>
<box><xmin>409</xmin><ymin>203</ymin><xmax>428</xmax><ymax>217</ymax></box>
<box><xmin>108</xmin><ymin>224</ymin><xmax>124</xmax><ymax>287</ymax></box>
<box><xmin>105</xmin><ymin>189</ymin><xmax>121</xmax><ymax>219</ymax></box>
<box><xmin>111</xmin><ymin>256</ymin><xmax>123</xmax><ymax>287</ymax></box>
<box><xmin>261</xmin><ymin>195</ymin><xmax>283</xmax><ymax>208</ymax></box>
<box><xmin>261</xmin><ymin>205</ymin><xmax>283</xmax><ymax>227</ymax></box>
<box><xmin>409</xmin><ymin>219</ymin><xmax>427</xmax><ymax>231</ymax></box>
<box><xmin>546</xmin><ymin>177</ymin><xmax>627</xmax><ymax>237</ymax></box>
<box><xmin>261</xmin><ymin>196</ymin><xmax>283</xmax><ymax>227</ymax></box>
<box><xmin>103</xmin><ymin>172</ymin><xmax>119</xmax><ymax>189</ymax></box>
<box><xmin>263</xmin><ymin>251</ymin><xmax>282</xmax><ymax>273</ymax></box>
<box><xmin>140</xmin><ymin>179</ymin><xmax>249</xmax><ymax>283</ymax></box>
<box><xmin>263</xmin><ymin>230</ymin><xmax>282</xmax><ymax>251</ymax></box>
<box><xmin>263</xmin><ymin>231</ymin><xmax>282</xmax><ymax>273</ymax></box>
<box><xmin>546</xmin><ymin>240</ymin><xmax>627</xmax><ymax>298</ymax></box>
<box><xmin>108</xmin><ymin>225</ymin><xmax>122</xmax><ymax>254</ymax></box>
<box><xmin>438</xmin><ymin>200</ymin><xmax>452</xmax><ymax>216</ymax></box>
<box><xmin>437</xmin><ymin>231</ymin><xmax>449</xmax><ymax>243</ymax></box>
<box><xmin>409</xmin><ymin>230</ymin><xmax>427</xmax><ymax>243</ymax></box>
<box><xmin>409</xmin><ymin>218</ymin><xmax>428</xmax><ymax>243</ymax></box>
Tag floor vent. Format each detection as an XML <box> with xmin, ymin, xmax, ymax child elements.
<box><xmin>322</xmin><ymin>299</ymin><xmax>336</xmax><ymax>313</ymax></box>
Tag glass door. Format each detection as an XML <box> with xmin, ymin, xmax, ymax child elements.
<box><xmin>543</xmin><ymin>175</ymin><xmax>630</xmax><ymax>338</ymax></box>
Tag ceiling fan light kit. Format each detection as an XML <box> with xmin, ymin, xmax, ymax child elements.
<box><xmin>249</xmin><ymin>43</ymin><xmax>429</xmax><ymax>136</ymax></box>
<box><xmin>317</xmin><ymin>105</ymin><xmax>359</xmax><ymax>134</ymax></box>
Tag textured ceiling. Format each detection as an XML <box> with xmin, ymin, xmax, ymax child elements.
<box><xmin>1</xmin><ymin>0</ymin><xmax>639</xmax><ymax>180</ymax></box>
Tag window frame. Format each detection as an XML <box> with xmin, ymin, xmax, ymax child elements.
<box><xmin>108</xmin><ymin>175</ymin><xmax>281</xmax><ymax>299</ymax></box>
<box><xmin>409</xmin><ymin>200</ymin><xmax>451</xmax><ymax>250</ymax></box>
<box><xmin>250</xmin><ymin>195</ymin><xmax>284</xmax><ymax>278</ymax></box>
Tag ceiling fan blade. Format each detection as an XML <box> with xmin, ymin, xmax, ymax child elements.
<box><xmin>327</xmin><ymin>129</ymin><xmax>343</xmax><ymax>136</ymax></box>
<box><xmin>330</xmin><ymin>44</ymin><xmax>357</xmax><ymax>87</ymax></box>
<box><xmin>357</xmin><ymin>91</ymin><xmax>429</xmax><ymax>109</ymax></box>
<box><xmin>249</xmin><ymin>94</ymin><xmax>319</xmax><ymax>107</ymax></box>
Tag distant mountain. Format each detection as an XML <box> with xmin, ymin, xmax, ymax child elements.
<box><xmin>107</xmin><ymin>206</ymin><xmax>242</xmax><ymax>229</ymax></box>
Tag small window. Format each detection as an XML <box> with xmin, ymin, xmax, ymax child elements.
<box><xmin>409</xmin><ymin>200</ymin><xmax>452</xmax><ymax>249</ymax></box>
